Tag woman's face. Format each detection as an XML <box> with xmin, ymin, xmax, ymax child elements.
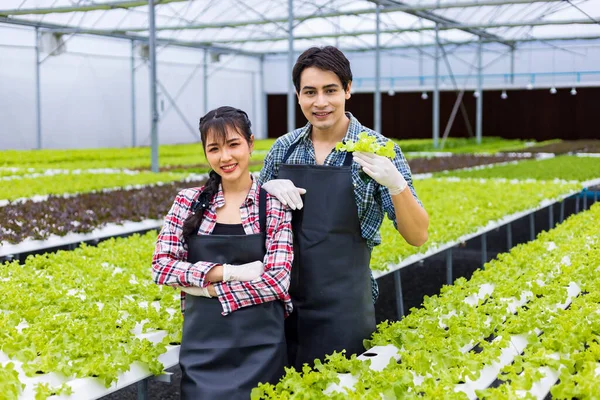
<box><xmin>204</xmin><ymin>126</ymin><xmax>254</xmax><ymax>185</ymax></box>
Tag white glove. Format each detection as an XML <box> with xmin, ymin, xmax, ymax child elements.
<box><xmin>181</xmin><ymin>286</ymin><xmax>212</xmax><ymax>297</ymax></box>
<box><xmin>222</xmin><ymin>261</ymin><xmax>265</xmax><ymax>282</ymax></box>
<box><xmin>262</xmin><ymin>179</ymin><xmax>307</xmax><ymax>210</ymax></box>
<box><xmin>353</xmin><ymin>151</ymin><xmax>408</xmax><ymax>195</ymax></box>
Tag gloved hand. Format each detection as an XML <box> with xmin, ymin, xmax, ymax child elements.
<box><xmin>262</xmin><ymin>179</ymin><xmax>307</xmax><ymax>210</ymax></box>
<box><xmin>353</xmin><ymin>151</ymin><xmax>407</xmax><ymax>195</ymax></box>
<box><xmin>223</xmin><ymin>260</ymin><xmax>265</xmax><ymax>282</ymax></box>
<box><xmin>181</xmin><ymin>286</ymin><xmax>212</xmax><ymax>297</ymax></box>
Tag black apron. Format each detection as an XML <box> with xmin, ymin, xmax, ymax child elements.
<box><xmin>277</xmin><ymin>142</ymin><xmax>376</xmax><ymax>370</ymax></box>
<box><xmin>180</xmin><ymin>189</ymin><xmax>287</xmax><ymax>400</ymax></box>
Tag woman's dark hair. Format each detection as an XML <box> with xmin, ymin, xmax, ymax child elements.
<box><xmin>182</xmin><ymin>106</ymin><xmax>253</xmax><ymax>241</ymax></box>
<box><xmin>292</xmin><ymin>46</ymin><xmax>353</xmax><ymax>93</ymax></box>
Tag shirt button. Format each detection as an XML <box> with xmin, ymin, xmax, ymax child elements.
<box><xmin>353</xmin><ymin>183</ymin><xmax>357</xmax><ymax>187</ymax></box>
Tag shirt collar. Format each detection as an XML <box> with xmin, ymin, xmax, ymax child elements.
<box><xmin>211</xmin><ymin>174</ymin><xmax>258</xmax><ymax>209</ymax></box>
<box><xmin>296</xmin><ymin>120</ymin><xmax>312</xmax><ymax>144</ymax></box>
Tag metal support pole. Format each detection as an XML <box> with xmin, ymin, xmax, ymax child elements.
<box><xmin>393</xmin><ymin>270</ymin><xmax>404</xmax><ymax>318</ymax></box>
<box><xmin>137</xmin><ymin>379</ymin><xmax>148</xmax><ymax>400</ymax></box>
<box><xmin>582</xmin><ymin>189</ymin><xmax>588</xmax><ymax>210</ymax></box>
<box><xmin>433</xmin><ymin>24</ymin><xmax>440</xmax><ymax>149</ymax></box>
<box><xmin>418</xmin><ymin>44</ymin><xmax>424</xmax><ymax>87</ymax></box>
<box><xmin>130</xmin><ymin>40</ymin><xmax>137</xmax><ymax>147</ymax></box>
<box><xmin>260</xmin><ymin>55</ymin><xmax>268</xmax><ymax>139</ymax></box>
<box><xmin>251</xmin><ymin>71</ymin><xmax>257</xmax><ymax>130</ymax></box>
<box><xmin>374</xmin><ymin>4</ymin><xmax>381</xmax><ymax>134</ymax></box>
<box><xmin>529</xmin><ymin>212</ymin><xmax>535</xmax><ymax>241</ymax></box>
<box><xmin>148</xmin><ymin>0</ymin><xmax>159</xmax><ymax>173</ymax></box>
<box><xmin>507</xmin><ymin>222</ymin><xmax>512</xmax><ymax>250</ymax></box>
<box><xmin>481</xmin><ymin>233</ymin><xmax>487</xmax><ymax>266</ymax></box>
<box><xmin>476</xmin><ymin>36</ymin><xmax>483</xmax><ymax>145</ymax></box>
<box><xmin>203</xmin><ymin>49</ymin><xmax>208</xmax><ymax>116</ymax></box>
<box><xmin>153</xmin><ymin>372</ymin><xmax>173</xmax><ymax>383</ymax></box>
<box><xmin>560</xmin><ymin>200</ymin><xmax>565</xmax><ymax>222</ymax></box>
<box><xmin>510</xmin><ymin>48</ymin><xmax>515</xmax><ymax>85</ymax></box>
<box><xmin>35</xmin><ymin>27</ymin><xmax>42</xmax><ymax>149</ymax></box>
<box><xmin>549</xmin><ymin>204</ymin><xmax>554</xmax><ymax>229</ymax></box>
<box><xmin>287</xmin><ymin>0</ymin><xmax>295</xmax><ymax>133</ymax></box>
<box><xmin>575</xmin><ymin>195</ymin><xmax>580</xmax><ymax>213</ymax></box>
<box><xmin>446</xmin><ymin>248</ymin><xmax>453</xmax><ymax>285</ymax></box>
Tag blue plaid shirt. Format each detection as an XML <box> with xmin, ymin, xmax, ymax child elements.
<box><xmin>258</xmin><ymin>112</ymin><xmax>421</xmax><ymax>302</ymax></box>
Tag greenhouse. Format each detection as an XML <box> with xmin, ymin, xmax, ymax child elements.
<box><xmin>1</xmin><ymin>0</ymin><xmax>600</xmax><ymax>399</ymax></box>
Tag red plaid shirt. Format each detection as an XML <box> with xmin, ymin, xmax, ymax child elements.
<box><xmin>152</xmin><ymin>178</ymin><xmax>294</xmax><ymax>316</ymax></box>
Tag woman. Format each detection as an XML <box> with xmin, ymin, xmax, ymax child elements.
<box><xmin>152</xmin><ymin>106</ymin><xmax>293</xmax><ymax>399</ymax></box>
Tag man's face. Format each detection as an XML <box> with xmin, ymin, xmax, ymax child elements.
<box><xmin>297</xmin><ymin>67</ymin><xmax>352</xmax><ymax>135</ymax></box>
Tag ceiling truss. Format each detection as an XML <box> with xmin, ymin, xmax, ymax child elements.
<box><xmin>0</xmin><ymin>0</ymin><xmax>597</xmax><ymax>56</ymax></box>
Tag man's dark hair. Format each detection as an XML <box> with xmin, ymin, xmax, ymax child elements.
<box><xmin>292</xmin><ymin>46</ymin><xmax>353</xmax><ymax>93</ymax></box>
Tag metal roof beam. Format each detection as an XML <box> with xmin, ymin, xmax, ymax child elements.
<box><xmin>264</xmin><ymin>35</ymin><xmax>600</xmax><ymax>55</ymax></box>
<box><xmin>0</xmin><ymin>0</ymin><xmax>189</xmax><ymax>17</ymax></box>
<box><xmin>0</xmin><ymin>16</ymin><xmax>260</xmax><ymax>57</ymax></box>
<box><xmin>46</xmin><ymin>0</ymin><xmax>562</xmax><ymax>33</ymax></box>
<box><xmin>178</xmin><ymin>17</ymin><xmax>598</xmax><ymax>45</ymax></box>
<box><xmin>374</xmin><ymin>0</ymin><xmax>513</xmax><ymax>48</ymax></box>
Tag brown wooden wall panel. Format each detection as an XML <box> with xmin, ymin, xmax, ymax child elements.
<box><xmin>268</xmin><ymin>87</ymin><xmax>600</xmax><ymax>140</ymax></box>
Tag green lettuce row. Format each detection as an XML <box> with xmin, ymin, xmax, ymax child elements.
<box><xmin>392</xmin><ymin>138</ymin><xmax>558</xmax><ymax>154</ymax></box>
<box><xmin>0</xmin><ymin>171</ymin><xmax>190</xmax><ymax>202</ymax></box>
<box><xmin>0</xmin><ymin>363</ymin><xmax>23</xmax><ymax>400</ymax></box>
<box><xmin>0</xmin><ymin>144</ymin><xmax>207</xmax><ymax>167</ymax></box>
<box><xmin>433</xmin><ymin>155</ymin><xmax>600</xmax><ymax>182</ymax></box>
<box><xmin>0</xmin><ymin>141</ymin><xmax>274</xmax><ymax>171</ymax></box>
<box><xmin>373</xmin><ymin>211</ymin><xmax>592</xmax><ymax>397</ymax></box>
<box><xmin>0</xmin><ymin>233</ymin><xmax>181</xmax><ymax>393</ymax></box>
<box><xmin>477</xmin><ymin>290</ymin><xmax>600</xmax><ymax>399</ymax></box>
<box><xmin>0</xmin><ymin>138</ymin><xmax>547</xmax><ymax>172</ymax></box>
<box><xmin>371</xmin><ymin>202</ymin><xmax>600</xmax><ymax>398</ymax></box>
<box><xmin>551</xmin><ymin>343</ymin><xmax>600</xmax><ymax>399</ymax></box>
<box><xmin>252</xmin><ymin>203</ymin><xmax>600</xmax><ymax>399</ymax></box>
<box><xmin>477</xmin><ymin>229</ymin><xmax>600</xmax><ymax>399</ymax></box>
<box><xmin>0</xmin><ymin>154</ymin><xmax>212</xmax><ymax>172</ymax></box>
<box><xmin>371</xmin><ymin>178</ymin><xmax>582</xmax><ymax>271</ymax></box>
<box><xmin>0</xmin><ymin>168</ymin><xmax>41</xmax><ymax>178</ymax></box>
<box><xmin>0</xmin><ymin>154</ymin><xmax>267</xmax><ymax>174</ymax></box>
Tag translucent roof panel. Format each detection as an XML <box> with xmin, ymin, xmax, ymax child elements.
<box><xmin>1</xmin><ymin>0</ymin><xmax>599</xmax><ymax>54</ymax></box>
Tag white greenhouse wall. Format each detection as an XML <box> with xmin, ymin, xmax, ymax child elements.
<box><xmin>0</xmin><ymin>24</ymin><xmax>264</xmax><ymax>150</ymax></box>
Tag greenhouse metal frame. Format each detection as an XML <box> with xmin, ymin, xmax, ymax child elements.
<box><xmin>1</xmin><ymin>0</ymin><xmax>599</xmax><ymax>171</ymax></box>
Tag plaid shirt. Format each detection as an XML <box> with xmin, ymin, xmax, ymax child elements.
<box><xmin>152</xmin><ymin>178</ymin><xmax>294</xmax><ymax>317</ymax></box>
<box><xmin>258</xmin><ymin>112</ymin><xmax>422</xmax><ymax>302</ymax></box>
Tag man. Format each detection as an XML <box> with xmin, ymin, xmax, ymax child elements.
<box><xmin>259</xmin><ymin>46</ymin><xmax>429</xmax><ymax>369</ymax></box>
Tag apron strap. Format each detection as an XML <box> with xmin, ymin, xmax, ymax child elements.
<box><xmin>342</xmin><ymin>150</ymin><xmax>353</xmax><ymax>166</ymax></box>
<box><xmin>259</xmin><ymin>188</ymin><xmax>267</xmax><ymax>233</ymax></box>
<box><xmin>282</xmin><ymin>140</ymin><xmax>299</xmax><ymax>164</ymax></box>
